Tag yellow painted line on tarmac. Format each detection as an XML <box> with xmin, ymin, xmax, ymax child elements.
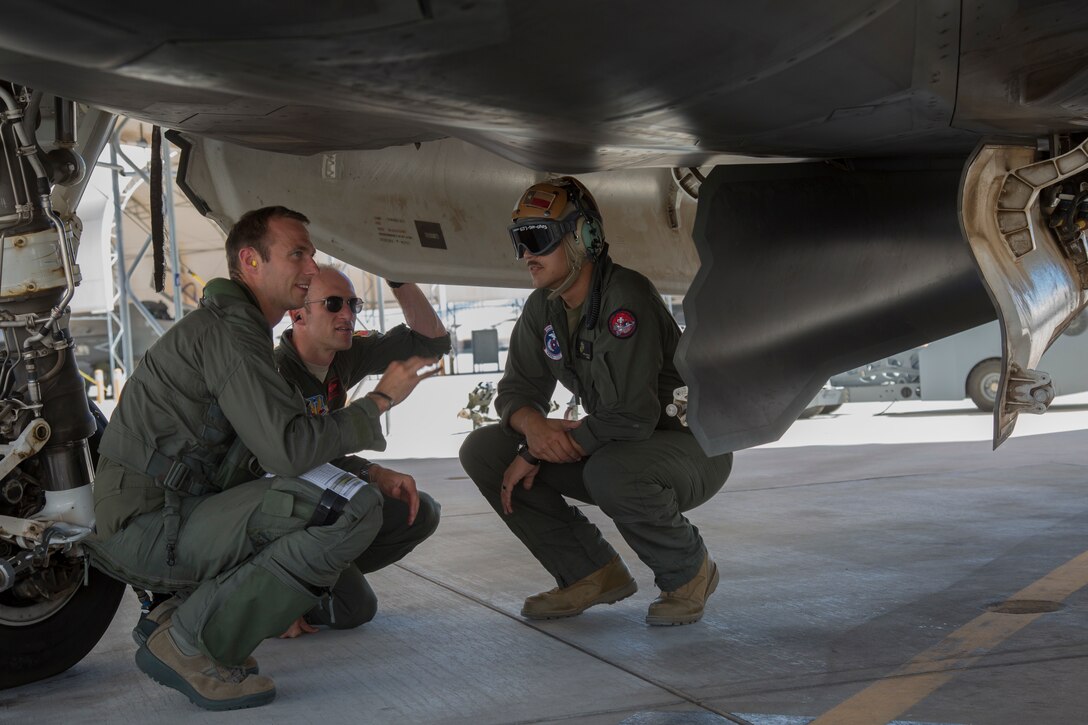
<box><xmin>810</xmin><ymin>549</ymin><xmax>1088</xmax><ymax>725</ymax></box>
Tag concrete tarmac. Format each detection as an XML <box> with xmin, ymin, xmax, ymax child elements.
<box><xmin>3</xmin><ymin>397</ymin><xmax>1088</xmax><ymax>724</ymax></box>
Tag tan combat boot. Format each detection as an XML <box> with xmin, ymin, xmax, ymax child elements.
<box><xmin>135</xmin><ymin>621</ymin><xmax>276</xmax><ymax>711</ymax></box>
<box><xmin>133</xmin><ymin>596</ymin><xmax>259</xmax><ymax>674</ymax></box>
<box><xmin>521</xmin><ymin>555</ymin><xmax>637</xmax><ymax>619</ymax></box>
<box><xmin>645</xmin><ymin>552</ymin><xmax>719</xmax><ymax>626</ymax></box>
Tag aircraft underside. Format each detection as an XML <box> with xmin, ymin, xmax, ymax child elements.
<box><xmin>166</xmin><ymin>132</ymin><xmax>1088</xmax><ymax>454</ymax></box>
<box><xmin>0</xmin><ymin>0</ymin><xmax>1087</xmax><ymax>688</ymax></box>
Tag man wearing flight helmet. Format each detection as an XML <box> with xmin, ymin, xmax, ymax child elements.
<box><xmin>459</xmin><ymin>177</ymin><xmax>733</xmax><ymax>625</ymax></box>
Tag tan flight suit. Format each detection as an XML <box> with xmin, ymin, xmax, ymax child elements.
<box><xmin>459</xmin><ymin>255</ymin><xmax>733</xmax><ymax>591</ymax></box>
<box><xmin>88</xmin><ymin>279</ymin><xmax>388</xmax><ymax>667</ymax></box>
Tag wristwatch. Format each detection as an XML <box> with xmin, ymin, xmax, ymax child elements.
<box><xmin>357</xmin><ymin>462</ymin><xmax>374</xmax><ymax>482</ymax></box>
<box><xmin>515</xmin><ymin>441</ymin><xmax>541</xmax><ymax>466</ymax></box>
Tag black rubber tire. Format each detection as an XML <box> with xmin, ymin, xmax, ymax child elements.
<box><xmin>967</xmin><ymin>358</ymin><xmax>1002</xmax><ymax>412</ymax></box>
<box><xmin>0</xmin><ymin>565</ymin><xmax>125</xmax><ymax>689</ymax></box>
<box><xmin>798</xmin><ymin>405</ymin><xmax>824</xmax><ymax>419</ymax></box>
<box><xmin>821</xmin><ymin>403</ymin><xmax>843</xmax><ymax>414</ymax></box>
<box><xmin>0</xmin><ymin>400</ymin><xmax>125</xmax><ymax>689</ymax></box>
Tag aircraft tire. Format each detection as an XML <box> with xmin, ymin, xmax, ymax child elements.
<box><xmin>0</xmin><ymin>566</ymin><xmax>125</xmax><ymax>689</ymax></box>
<box><xmin>967</xmin><ymin>358</ymin><xmax>1002</xmax><ymax>412</ymax></box>
<box><xmin>821</xmin><ymin>403</ymin><xmax>843</xmax><ymax>414</ymax></box>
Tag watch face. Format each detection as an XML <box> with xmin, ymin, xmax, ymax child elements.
<box><xmin>516</xmin><ymin>443</ymin><xmax>540</xmax><ymax>465</ymax></box>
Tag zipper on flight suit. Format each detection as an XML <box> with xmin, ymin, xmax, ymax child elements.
<box><xmin>556</xmin><ymin>305</ymin><xmax>584</xmax><ymax>418</ymax></box>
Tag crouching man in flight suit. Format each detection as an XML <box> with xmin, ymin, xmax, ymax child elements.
<box><xmin>459</xmin><ymin>178</ymin><xmax>733</xmax><ymax>626</ymax></box>
<box><xmin>274</xmin><ymin>264</ymin><xmax>450</xmax><ymax>636</ymax></box>
<box><xmin>87</xmin><ymin>206</ymin><xmax>436</xmax><ymax>711</ymax></box>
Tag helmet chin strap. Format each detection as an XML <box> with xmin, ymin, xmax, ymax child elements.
<box><xmin>547</xmin><ymin>235</ymin><xmax>586</xmax><ymax>301</ymax></box>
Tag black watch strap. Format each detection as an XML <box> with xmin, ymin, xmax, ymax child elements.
<box><xmin>516</xmin><ymin>441</ymin><xmax>541</xmax><ymax>466</ymax></box>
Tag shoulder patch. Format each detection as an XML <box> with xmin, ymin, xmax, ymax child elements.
<box><xmin>608</xmin><ymin>309</ymin><xmax>637</xmax><ymax>339</ymax></box>
<box><xmin>305</xmin><ymin>394</ymin><xmax>330</xmax><ymax>417</ymax></box>
<box><xmin>543</xmin><ymin>323</ymin><xmax>563</xmax><ymax>360</ymax></box>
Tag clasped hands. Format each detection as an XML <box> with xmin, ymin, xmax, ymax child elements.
<box><xmin>500</xmin><ymin>411</ymin><xmax>585</xmax><ymax>515</ymax></box>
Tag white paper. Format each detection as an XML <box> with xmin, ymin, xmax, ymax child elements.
<box><xmin>295</xmin><ymin>463</ymin><xmax>367</xmax><ymax>501</ymax></box>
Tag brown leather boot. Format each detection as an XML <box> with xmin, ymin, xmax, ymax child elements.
<box><xmin>135</xmin><ymin>621</ymin><xmax>276</xmax><ymax>711</ymax></box>
<box><xmin>645</xmin><ymin>552</ymin><xmax>719</xmax><ymax>626</ymax></box>
<box><xmin>521</xmin><ymin>555</ymin><xmax>637</xmax><ymax>620</ymax></box>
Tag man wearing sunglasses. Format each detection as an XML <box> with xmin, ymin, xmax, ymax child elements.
<box><xmin>88</xmin><ymin>206</ymin><xmax>437</xmax><ymax>710</ymax></box>
<box><xmin>460</xmin><ymin>178</ymin><xmax>733</xmax><ymax>626</ymax></box>
<box><xmin>273</xmin><ymin>265</ymin><xmax>449</xmax><ymax>637</ymax></box>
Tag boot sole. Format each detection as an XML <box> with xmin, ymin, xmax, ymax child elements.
<box><xmin>522</xmin><ymin>579</ymin><xmax>638</xmax><ymax>620</ymax></box>
<box><xmin>135</xmin><ymin>645</ymin><xmax>275</xmax><ymax>711</ymax></box>
<box><xmin>645</xmin><ymin>562</ymin><xmax>720</xmax><ymax>626</ymax></box>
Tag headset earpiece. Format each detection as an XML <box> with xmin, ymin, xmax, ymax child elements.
<box><xmin>575</xmin><ymin>215</ymin><xmax>604</xmax><ymax>258</ymax></box>
<box><xmin>561</xmin><ymin>178</ymin><xmax>604</xmax><ymax>259</ymax></box>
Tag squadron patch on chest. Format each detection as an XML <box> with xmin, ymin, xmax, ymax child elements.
<box><xmin>327</xmin><ymin>377</ymin><xmax>343</xmax><ymax>402</ymax></box>
<box><xmin>305</xmin><ymin>394</ymin><xmax>330</xmax><ymax>417</ymax></box>
<box><xmin>608</xmin><ymin>309</ymin><xmax>637</xmax><ymax>339</ymax></box>
<box><xmin>543</xmin><ymin>323</ymin><xmax>563</xmax><ymax>360</ymax></box>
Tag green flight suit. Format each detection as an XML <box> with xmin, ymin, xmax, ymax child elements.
<box><xmin>88</xmin><ymin>279</ymin><xmax>390</xmax><ymax>667</ymax></box>
<box><xmin>274</xmin><ymin>325</ymin><xmax>450</xmax><ymax>627</ymax></box>
<box><xmin>459</xmin><ymin>255</ymin><xmax>733</xmax><ymax>591</ymax></box>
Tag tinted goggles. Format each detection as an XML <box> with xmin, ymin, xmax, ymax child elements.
<box><xmin>508</xmin><ymin>216</ymin><xmax>579</xmax><ymax>259</ymax></box>
<box><xmin>305</xmin><ymin>296</ymin><xmax>364</xmax><ymax>314</ymax></box>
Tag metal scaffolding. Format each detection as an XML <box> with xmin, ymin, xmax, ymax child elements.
<box><xmin>102</xmin><ymin>121</ymin><xmax>182</xmax><ymax>383</ymax></box>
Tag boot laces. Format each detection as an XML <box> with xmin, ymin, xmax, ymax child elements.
<box><xmin>212</xmin><ymin>665</ymin><xmax>249</xmax><ymax>684</ymax></box>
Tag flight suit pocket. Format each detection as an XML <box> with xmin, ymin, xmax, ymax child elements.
<box><xmin>595</xmin><ymin>351</ymin><xmax>620</xmax><ymax>405</ymax></box>
<box><xmin>250</xmin><ymin>488</ymin><xmax>305</xmax><ymax>548</ymax></box>
<box><xmin>260</xmin><ymin>489</ymin><xmax>295</xmax><ymax>518</ymax></box>
<box><xmin>94</xmin><ymin>460</ymin><xmax>165</xmax><ymax>538</ymax></box>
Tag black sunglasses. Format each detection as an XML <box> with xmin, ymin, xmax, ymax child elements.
<box><xmin>304</xmin><ymin>296</ymin><xmax>363</xmax><ymax>314</ymax></box>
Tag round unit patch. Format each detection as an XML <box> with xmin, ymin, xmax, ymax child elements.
<box><xmin>608</xmin><ymin>309</ymin><xmax>637</xmax><ymax>339</ymax></box>
<box><xmin>543</xmin><ymin>323</ymin><xmax>563</xmax><ymax>360</ymax></box>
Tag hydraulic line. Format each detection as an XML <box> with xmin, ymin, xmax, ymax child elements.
<box><xmin>0</xmin><ymin>85</ymin><xmax>48</xmax><ymax>185</ymax></box>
